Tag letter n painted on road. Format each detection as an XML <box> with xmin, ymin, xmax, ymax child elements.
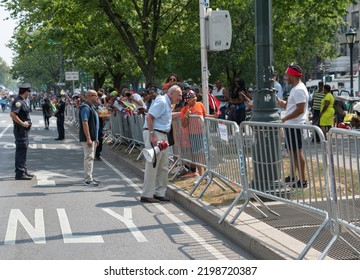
<box><xmin>57</xmin><ymin>209</ymin><xmax>104</xmax><ymax>243</ymax></box>
<box><xmin>5</xmin><ymin>209</ymin><xmax>46</xmax><ymax>245</ymax></box>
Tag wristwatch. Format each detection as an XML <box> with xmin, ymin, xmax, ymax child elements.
<box><xmin>149</xmin><ymin>130</ymin><xmax>155</xmax><ymax>134</ymax></box>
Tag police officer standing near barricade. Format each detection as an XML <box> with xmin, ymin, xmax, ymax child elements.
<box><xmin>10</xmin><ymin>83</ymin><xmax>34</xmax><ymax>180</ymax></box>
<box><xmin>54</xmin><ymin>92</ymin><xmax>66</xmax><ymax>140</ymax></box>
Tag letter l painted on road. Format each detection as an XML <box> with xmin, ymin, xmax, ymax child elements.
<box><xmin>57</xmin><ymin>209</ymin><xmax>104</xmax><ymax>243</ymax></box>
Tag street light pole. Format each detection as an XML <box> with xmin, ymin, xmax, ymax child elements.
<box><xmin>251</xmin><ymin>0</ymin><xmax>281</xmax><ymax>192</ymax></box>
<box><xmin>346</xmin><ymin>27</ymin><xmax>357</xmax><ymax>97</ymax></box>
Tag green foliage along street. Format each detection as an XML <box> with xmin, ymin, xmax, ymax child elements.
<box><xmin>0</xmin><ymin>0</ymin><xmax>354</xmax><ymax>92</ymax></box>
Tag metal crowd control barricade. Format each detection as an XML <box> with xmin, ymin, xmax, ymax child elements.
<box><xmin>221</xmin><ymin>121</ymin><xmax>334</xmax><ymax>259</ymax></box>
<box><xmin>169</xmin><ymin>115</ymin><xmax>208</xmax><ymax>184</ymax></box>
<box><xmin>203</xmin><ymin>118</ymin><xmax>273</xmax><ymax>222</ymax></box>
<box><xmin>168</xmin><ymin>113</ymin><xmax>184</xmax><ymax>178</ymax></box>
<box><xmin>322</xmin><ymin>128</ymin><xmax>360</xmax><ymax>259</ymax></box>
<box><xmin>195</xmin><ymin>118</ymin><xmax>242</xmax><ymax>198</ymax></box>
<box><xmin>74</xmin><ymin>107</ymin><xmax>80</xmax><ymax>127</ymax></box>
<box><xmin>127</xmin><ymin>114</ymin><xmax>145</xmax><ymax>157</ymax></box>
<box><xmin>109</xmin><ymin>111</ymin><xmax>123</xmax><ymax>149</ymax></box>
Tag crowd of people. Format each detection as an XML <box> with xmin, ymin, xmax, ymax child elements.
<box><xmin>310</xmin><ymin>81</ymin><xmax>360</xmax><ymax>141</ymax></box>
<box><xmin>7</xmin><ymin>73</ymin><xmax>256</xmax><ymax>201</ymax></box>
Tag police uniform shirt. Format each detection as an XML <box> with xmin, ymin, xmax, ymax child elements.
<box><xmin>56</xmin><ymin>99</ymin><xmax>66</xmax><ymax>114</ymax></box>
<box><xmin>11</xmin><ymin>95</ymin><xmax>31</xmax><ymax>123</ymax></box>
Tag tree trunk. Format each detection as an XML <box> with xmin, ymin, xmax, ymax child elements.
<box><xmin>113</xmin><ymin>72</ymin><xmax>124</xmax><ymax>89</ymax></box>
<box><xmin>93</xmin><ymin>71</ymin><xmax>107</xmax><ymax>90</ymax></box>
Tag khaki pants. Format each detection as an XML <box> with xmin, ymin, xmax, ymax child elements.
<box><xmin>142</xmin><ymin>130</ymin><xmax>169</xmax><ymax>198</ymax></box>
<box><xmin>81</xmin><ymin>141</ymin><xmax>96</xmax><ymax>182</ymax></box>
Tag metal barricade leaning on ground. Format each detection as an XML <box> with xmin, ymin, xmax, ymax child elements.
<box><xmin>220</xmin><ymin>121</ymin><xmax>337</xmax><ymax>260</ymax></box>
<box><xmin>323</xmin><ymin>127</ymin><xmax>360</xmax><ymax>259</ymax></box>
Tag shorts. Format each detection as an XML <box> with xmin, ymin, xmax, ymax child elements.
<box><xmin>284</xmin><ymin>128</ymin><xmax>303</xmax><ymax>151</ymax></box>
<box><xmin>189</xmin><ymin>134</ymin><xmax>205</xmax><ymax>154</ymax></box>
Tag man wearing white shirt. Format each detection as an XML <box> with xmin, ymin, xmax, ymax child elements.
<box><xmin>278</xmin><ymin>63</ymin><xmax>309</xmax><ymax>189</ymax></box>
<box><xmin>141</xmin><ymin>85</ymin><xmax>182</xmax><ymax>203</ymax></box>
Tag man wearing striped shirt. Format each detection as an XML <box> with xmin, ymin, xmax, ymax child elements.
<box><xmin>310</xmin><ymin>81</ymin><xmax>325</xmax><ymax>143</ymax></box>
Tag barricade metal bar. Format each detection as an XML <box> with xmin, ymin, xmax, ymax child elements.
<box><xmin>322</xmin><ymin>128</ymin><xmax>360</xmax><ymax>259</ymax></box>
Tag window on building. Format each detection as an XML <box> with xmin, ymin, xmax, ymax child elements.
<box><xmin>352</xmin><ymin>11</ymin><xmax>359</xmax><ymax>30</ymax></box>
<box><xmin>341</xmin><ymin>43</ymin><xmax>347</xmax><ymax>56</ymax></box>
<box><xmin>341</xmin><ymin>13</ymin><xmax>348</xmax><ymax>33</ymax></box>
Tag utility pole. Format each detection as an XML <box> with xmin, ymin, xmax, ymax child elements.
<box><xmin>199</xmin><ymin>0</ymin><xmax>209</xmax><ymax>114</ymax></box>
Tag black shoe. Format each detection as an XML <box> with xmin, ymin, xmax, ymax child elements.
<box><xmin>25</xmin><ymin>173</ymin><xmax>34</xmax><ymax>178</ymax></box>
<box><xmin>153</xmin><ymin>195</ymin><xmax>170</xmax><ymax>201</ymax></box>
<box><xmin>140</xmin><ymin>196</ymin><xmax>159</xmax><ymax>203</ymax></box>
<box><xmin>292</xmin><ymin>180</ymin><xmax>308</xmax><ymax>189</ymax></box>
<box><xmin>95</xmin><ymin>156</ymin><xmax>102</xmax><ymax>161</ymax></box>
<box><xmin>284</xmin><ymin>176</ymin><xmax>296</xmax><ymax>183</ymax></box>
<box><xmin>15</xmin><ymin>175</ymin><xmax>32</xmax><ymax>180</ymax></box>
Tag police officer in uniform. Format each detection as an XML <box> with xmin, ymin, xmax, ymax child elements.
<box><xmin>10</xmin><ymin>83</ymin><xmax>34</xmax><ymax>180</ymax></box>
<box><xmin>54</xmin><ymin>93</ymin><xmax>66</xmax><ymax>140</ymax></box>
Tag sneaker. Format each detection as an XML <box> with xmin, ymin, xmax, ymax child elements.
<box><xmin>84</xmin><ymin>180</ymin><xmax>99</xmax><ymax>186</ymax></box>
<box><xmin>284</xmin><ymin>176</ymin><xmax>296</xmax><ymax>183</ymax></box>
<box><xmin>292</xmin><ymin>180</ymin><xmax>308</xmax><ymax>189</ymax></box>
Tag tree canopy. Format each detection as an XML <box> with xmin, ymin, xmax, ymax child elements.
<box><xmin>0</xmin><ymin>0</ymin><xmax>355</xmax><ymax>92</ymax></box>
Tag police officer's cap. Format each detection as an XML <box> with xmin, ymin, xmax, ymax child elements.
<box><xmin>19</xmin><ymin>83</ymin><xmax>31</xmax><ymax>90</ymax></box>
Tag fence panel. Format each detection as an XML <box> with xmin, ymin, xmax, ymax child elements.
<box><xmin>325</xmin><ymin>128</ymin><xmax>360</xmax><ymax>258</ymax></box>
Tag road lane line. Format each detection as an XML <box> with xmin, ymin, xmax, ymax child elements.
<box><xmin>101</xmin><ymin>157</ymin><xmax>228</xmax><ymax>260</ymax></box>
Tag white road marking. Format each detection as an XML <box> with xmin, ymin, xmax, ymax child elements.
<box><xmin>156</xmin><ymin>204</ymin><xmax>228</xmax><ymax>260</ymax></box>
<box><xmin>102</xmin><ymin>208</ymin><xmax>148</xmax><ymax>242</ymax></box>
<box><xmin>33</xmin><ymin>170</ymin><xmax>69</xmax><ymax>186</ymax></box>
<box><xmin>0</xmin><ymin>124</ymin><xmax>11</xmax><ymax>138</ymax></box>
<box><xmin>57</xmin><ymin>209</ymin><xmax>104</xmax><ymax>243</ymax></box>
<box><xmin>101</xmin><ymin>157</ymin><xmax>228</xmax><ymax>260</ymax></box>
<box><xmin>4</xmin><ymin>209</ymin><xmax>46</xmax><ymax>245</ymax></box>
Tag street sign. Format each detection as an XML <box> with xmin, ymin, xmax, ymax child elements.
<box><xmin>56</xmin><ymin>82</ymin><xmax>65</xmax><ymax>86</ymax></box>
<box><xmin>65</xmin><ymin>71</ymin><xmax>79</xmax><ymax>81</ymax></box>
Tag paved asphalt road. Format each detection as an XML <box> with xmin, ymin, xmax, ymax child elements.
<box><xmin>0</xmin><ymin>110</ymin><xmax>254</xmax><ymax>260</ymax></box>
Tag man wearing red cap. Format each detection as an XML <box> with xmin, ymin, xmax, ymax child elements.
<box><xmin>278</xmin><ymin>63</ymin><xmax>309</xmax><ymax>189</ymax></box>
